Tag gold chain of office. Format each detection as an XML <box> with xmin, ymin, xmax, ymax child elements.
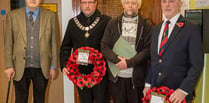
<box><xmin>73</xmin><ymin>17</ymin><xmax>100</xmax><ymax>38</ymax></box>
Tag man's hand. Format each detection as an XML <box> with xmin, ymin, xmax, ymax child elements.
<box><xmin>4</xmin><ymin>68</ymin><xmax>15</xmax><ymax>80</ymax></box>
<box><xmin>62</xmin><ymin>67</ymin><xmax>69</xmax><ymax>76</ymax></box>
<box><xmin>116</xmin><ymin>56</ymin><xmax>128</xmax><ymax>70</ymax></box>
<box><xmin>49</xmin><ymin>69</ymin><xmax>57</xmax><ymax>80</ymax></box>
<box><xmin>169</xmin><ymin>89</ymin><xmax>186</xmax><ymax>103</ymax></box>
<box><xmin>143</xmin><ymin>87</ymin><xmax>150</xmax><ymax>96</ymax></box>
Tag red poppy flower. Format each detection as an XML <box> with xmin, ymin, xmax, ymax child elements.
<box><xmin>96</xmin><ymin>76</ymin><xmax>103</xmax><ymax>83</ymax></box>
<box><xmin>92</xmin><ymin>76</ymin><xmax>98</xmax><ymax>82</ymax></box>
<box><xmin>96</xmin><ymin>53</ymin><xmax>103</xmax><ymax>59</ymax></box>
<box><xmin>81</xmin><ymin>76</ymin><xmax>89</xmax><ymax>86</ymax></box>
<box><xmin>73</xmin><ymin>49</ymin><xmax>79</xmax><ymax>55</ymax></box>
<box><xmin>87</xmin><ymin>76</ymin><xmax>97</xmax><ymax>88</ymax></box>
<box><xmin>67</xmin><ymin>74</ymin><xmax>79</xmax><ymax>83</ymax></box>
<box><xmin>176</xmin><ymin>22</ymin><xmax>184</xmax><ymax>28</ymax></box>
<box><xmin>92</xmin><ymin>70</ymin><xmax>100</xmax><ymax>77</ymax></box>
<box><xmin>76</xmin><ymin>79</ymin><xmax>84</xmax><ymax>88</ymax></box>
<box><xmin>96</xmin><ymin>67</ymin><xmax>106</xmax><ymax>76</ymax></box>
<box><xmin>67</xmin><ymin>66</ymin><xmax>75</xmax><ymax>73</ymax></box>
<box><xmin>83</xmin><ymin>75</ymin><xmax>92</xmax><ymax>86</ymax></box>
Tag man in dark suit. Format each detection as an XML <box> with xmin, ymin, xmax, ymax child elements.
<box><xmin>143</xmin><ymin>0</ymin><xmax>204</xmax><ymax>103</ymax></box>
<box><xmin>60</xmin><ymin>0</ymin><xmax>110</xmax><ymax>103</ymax></box>
<box><xmin>4</xmin><ymin>0</ymin><xmax>58</xmax><ymax>103</ymax></box>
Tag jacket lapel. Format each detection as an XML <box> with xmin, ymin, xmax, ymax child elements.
<box><xmin>117</xmin><ymin>15</ymin><xmax>123</xmax><ymax>35</ymax></box>
<box><xmin>19</xmin><ymin>8</ymin><xmax>27</xmax><ymax>42</ymax></box>
<box><xmin>154</xmin><ymin>22</ymin><xmax>163</xmax><ymax>56</ymax></box>
<box><xmin>161</xmin><ymin>15</ymin><xmax>185</xmax><ymax>56</ymax></box>
<box><xmin>39</xmin><ymin>8</ymin><xmax>47</xmax><ymax>40</ymax></box>
<box><xmin>135</xmin><ymin>16</ymin><xmax>144</xmax><ymax>50</ymax></box>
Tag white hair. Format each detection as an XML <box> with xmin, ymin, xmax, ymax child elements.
<box><xmin>121</xmin><ymin>0</ymin><xmax>142</xmax><ymax>4</ymax></box>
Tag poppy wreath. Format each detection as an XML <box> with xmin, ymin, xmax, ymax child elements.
<box><xmin>142</xmin><ymin>86</ymin><xmax>186</xmax><ymax>103</ymax></box>
<box><xmin>66</xmin><ymin>47</ymin><xmax>106</xmax><ymax>90</ymax></box>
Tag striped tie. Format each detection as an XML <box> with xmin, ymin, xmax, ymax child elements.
<box><xmin>159</xmin><ymin>20</ymin><xmax>170</xmax><ymax>57</ymax></box>
<box><xmin>29</xmin><ymin>11</ymin><xmax>34</xmax><ymax>25</ymax></box>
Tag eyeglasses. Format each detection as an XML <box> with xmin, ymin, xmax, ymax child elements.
<box><xmin>80</xmin><ymin>1</ymin><xmax>96</xmax><ymax>5</ymax></box>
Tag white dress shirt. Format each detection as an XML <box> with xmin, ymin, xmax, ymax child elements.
<box><xmin>157</xmin><ymin>13</ymin><xmax>180</xmax><ymax>54</ymax></box>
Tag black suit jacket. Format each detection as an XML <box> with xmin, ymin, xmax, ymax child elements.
<box><xmin>146</xmin><ymin>15</ymin><xmax>204</xmax><ymax>100</ymax></box>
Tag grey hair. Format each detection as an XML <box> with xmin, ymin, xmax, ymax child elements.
<box><xmin>121</xmin><ymin>0</ymin><xmax>142</xmax><ymax>4</ymax></box>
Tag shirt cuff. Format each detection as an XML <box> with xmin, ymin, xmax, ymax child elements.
<box><xmin>50</xmin><ymin>66</ymin><xmax>57</xmax><ymax>69</ymax></box>
<box><xmin>145</xmin><ymin>83</ymin><xmax>151</xmax><ymax>87</ymax></box>
<box><xmin>180</xmin><ymin>89</ymin><xmax>188</xmax><ymax>95</ymax></box>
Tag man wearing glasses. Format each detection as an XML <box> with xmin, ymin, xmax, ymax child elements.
<box><xmin>60</xmin><ymin>0</ymin><xmax>110</xmax><ymax>103</ymax></box>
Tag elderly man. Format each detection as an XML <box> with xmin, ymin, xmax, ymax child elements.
<box><xmin>143</xmin><ymin>0</ymin><xmax>204</xmax><ymax>103</ymax></box>
<box><xmin>4</xmin><ymin>0</ymin><xmax>58</xmax><ymax>103</ymax></box>
<box><xmin>60</xmin><ymin>0</ymin><xmax>111</xmax><ymax>103</ymax></box>
<box><xmin>101</xmin><ymin>0</ymin><xmax>152</xmax><ymax>102</ymax></box>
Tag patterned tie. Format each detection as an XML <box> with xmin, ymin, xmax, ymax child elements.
<box><xmin>29</xmin><ymin>11</ymin><xmax>34</xmax><ymax>25</ymax></box>
<box><xmin>159</xmin><ymin>20</ymin><xmax>170</xmax><ymax>57</ymax></box>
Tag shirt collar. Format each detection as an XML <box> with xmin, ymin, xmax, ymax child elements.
<box><xmin>25</xmin><ymin>6</ymin><xmax>40</xmax><ymax>16</ymax></box>
<box><xmin>164</xmin><ymin>13</ymin><xmax>180</xmax><ymax>25</ymax></box>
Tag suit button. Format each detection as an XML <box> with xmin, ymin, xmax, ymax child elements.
<box><xmin>23</xmin><ymin>57</ymin><xmax>26</xmax><ymax>60</ymax></box>
<box><xmin>158</xmin><ymin>72</ymin><xmax>162</xmax><ymax>76</ymax></box>
<box><xmin>24</xmin><ymin>47</ymin><xmax>26</xmax><ymax>49</ymax></box>
<box><xmin>159</xmin><ymin>59</ymin><xmax>162</xmax><ymax>63</ymax></box>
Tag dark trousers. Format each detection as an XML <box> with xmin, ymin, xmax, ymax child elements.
<box><xmin>187</xmin><ymin>100</ymin><xmax>192</xmax><ymax>103</ymax></box>
<box><xmin>110</xmin><ymin>77</ymin><xmax>143</xmax><ymax>103</ymax></box>
<box><xmin>13</xmin><ymin>68</ymin><xmax>48</xmax><ymax>103</ymax></box>
<box><xmin>77</xmin><ymin>76</ymin><xmax>108</xmax><ymax>103</ymax></box>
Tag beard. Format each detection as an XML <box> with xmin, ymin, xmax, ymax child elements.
<box><xmin>124</xmin><ymin>10</ymin><xmax>138</xmax><ymax>18</ymax></box>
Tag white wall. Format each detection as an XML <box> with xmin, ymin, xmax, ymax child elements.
<box><xmin>61</xmin><ymin>0</ymin><xmax>74</xmax><ymax>103</ymax></box>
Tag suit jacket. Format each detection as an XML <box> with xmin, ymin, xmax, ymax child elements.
<box><xmin>146</xmin><ymin>15</ymin><xmax>204</xmax><ymax>100</ymax></box>
<box><xmin>4</xmin><ymin>7</ymin><xmax>58</xmax><ymax>81</ymax></box>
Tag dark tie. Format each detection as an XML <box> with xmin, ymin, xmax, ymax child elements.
<box><xmin>29</xmin><ymin>11</ymin><xmax>34</xmax><ymax>25</ymax></box>
<box><xmin>159</xmin><ymin>20</ymin><xmax>170</xmax><ymax>57</ymax></box>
